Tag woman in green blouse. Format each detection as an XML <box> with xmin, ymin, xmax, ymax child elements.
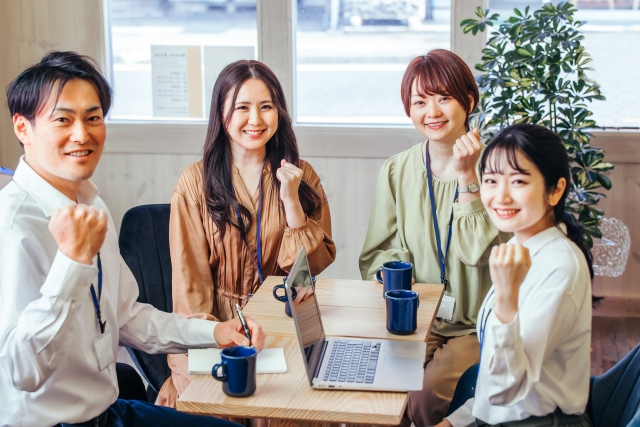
<box><xmin>360</xmin><ymin>49</ymin><xmax>509</xmax><ymax>426</ymax></box>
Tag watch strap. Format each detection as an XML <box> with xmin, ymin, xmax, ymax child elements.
<box><xmin>457</xmin><ymin>183</ymin><xmax>479</xmax><ymax>193</ymax></box>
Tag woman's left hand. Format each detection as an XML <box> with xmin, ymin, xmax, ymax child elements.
<box><xmin>434</xmin><ymin>420</ymin><xmax>453</xmax><ymax>427</ymax></box>
<box><xmin>453</xmin><ymin>128</ymin><xmax>482</xmax><ymax>177</ymax></box>
<box><xmin>277</xmin><ymin>159</ymin><xmax>303</xmax><ymax>204</ymax></box>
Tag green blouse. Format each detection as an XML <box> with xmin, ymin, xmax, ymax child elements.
<box><xmin>359</xmin><ymin>142</ymin><xmax>510</xmax><ymax>337</ymax></box>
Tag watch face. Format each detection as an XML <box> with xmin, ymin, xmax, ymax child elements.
<box><xmin>469</xmin><ymin>183</ymin><xmax>480</xmax><ymax>193</ymax></box>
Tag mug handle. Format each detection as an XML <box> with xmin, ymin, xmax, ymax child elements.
<box><xmin>375</xmin><ymin>268</ymin><xmax>384</xmax><ymax>284</ymax></box>
<box><xmin>273</xmin><ymin>283</ymin><xmax>298</xmax><ymax>302</ymax></box>
<box><xmin>212</xmin><ymin>362</ymin><xmax>227</xmax><ymax>382</ymax></box>
<box><xmin>273</xmin><ymin>284</ymin><xmax>287</xmax><ymax>302</ymax></box>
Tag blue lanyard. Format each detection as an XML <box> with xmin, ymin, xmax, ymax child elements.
<box><xmin>478</xmin><ymin>288</ymin><xmax>495</xmax><ymax>358</ymax></box>
<box><xmin>90</xmin><ymin>253</ymin><xmax>106</xmax><ymax>334</ymax></box>
<box><xmin>232</xmin><ymin>161</ymin><xmax>266</xmax><ymax>284</ymax></box>
<box><xmin>425</xmin><ymin>142</ymin><xmax>458</xmax><ymax>286</ymax></box>
<box><xmin>0</xmin><ymin>167</ymin><xmax>14</xmax><ymax>176</ymax></box>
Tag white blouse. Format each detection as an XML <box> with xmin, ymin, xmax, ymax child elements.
<box><xmin>446</xmin><ymin>226</ymin><xmax>592</xmax><ymax>426</ymax></box>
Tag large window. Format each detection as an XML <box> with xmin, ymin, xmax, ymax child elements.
<box><xmin>488</xmin><ymin>1</ymin><xmax>640</xmax><ymax>129</ymax></box>
<box><xmin>295</xmin><ymin>0</ymin><xmax>451</xmax><ymax>124</ymax></box>
<box><xmin>106</xmin><ymin>0</ymin><xmax>639</xmax><ymax>130</ymax></box>
<box><xmin>108</xmin><ymin>0</ymin><xmax>257</xmax><ymax>120</ymax></box>
<box><xmin>577</xmin><ymin>6</ymin><xmax>640</xmax><ymax>128</ymax></box>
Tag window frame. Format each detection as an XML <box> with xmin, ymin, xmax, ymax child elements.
<box><xmin>102</xmin><ymin>0</ymin><xmax>639</xmax><ymax>158</ymax></box>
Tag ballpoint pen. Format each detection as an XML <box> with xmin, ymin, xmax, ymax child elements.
<box><xmin>235</xmin><ymin>303</ymin><xmax>253</xmax><ymax>348</ymax></box>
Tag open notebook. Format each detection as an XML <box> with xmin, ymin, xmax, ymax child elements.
<box><xmin>188</xmin><ymin>348</ymin><xmax>288</xmax><ymax>375</ymax></box>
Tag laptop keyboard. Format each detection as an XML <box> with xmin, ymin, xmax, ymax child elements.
<box><xmin>323</xmin><ymin>341</ymin><xmax>381</xmax><ymax>384</ymax></box>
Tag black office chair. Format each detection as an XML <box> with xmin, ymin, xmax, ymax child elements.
<box><xmin>118</xmin><ymin>204</ymin><xmax>173</xmax><ymax>403</ymax></box>
<box><xmin>446</xmin><ymin>363</ymin><xmax>479</xmax><ymax>416</ymax></box>
<box><xmin>588</xmin><ymin>342</ymin><xmax>640</xmax><ymax>427</ymax></box>
<box><xmin>448</xmin><ymin>343</ymin><xmax>640</xmax><ymax>427</ymax></box>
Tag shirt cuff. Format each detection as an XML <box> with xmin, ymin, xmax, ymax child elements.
<box><xmin>40</xmin><ymin>250</ymin><xmax>98</xmax><ymax>301</ymax></box>
<box><xmin>490</xmin><ymin>311</ymin><xmax>520</xmax><ymax>348</ymax></box>
<box><xmin>284</xmin><ymin>216</ymin><xmax>309</xmax><ymax>233</ymax></box>
<box><xmin>188</xmin><ymin>318</ymin><xmax>219</xmax><ymax>347</ymax></box>
<box><xmin>445</xmin><ymin>400</ymin><xmax>476</xmax><ymax>427</ymax></box>
<box><xmin>453</xmin><ymin>196</ymin><xmax>485</xmax><ymax>218</ymax></box>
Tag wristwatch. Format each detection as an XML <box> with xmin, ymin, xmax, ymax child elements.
<box><xmin>457</xmin><ymin>182</ymin><xmax>480</xmax><ymax>193</ymax></box>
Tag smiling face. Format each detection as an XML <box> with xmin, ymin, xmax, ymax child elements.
<box><xmin>409</xmin><ymin>78</ymin><xmax>470</xmax><ymax>145</ymax></box>
<box><xmin>481</xmin><ymin>148</ymin><xmax>566</xmax><ymax>242</ymax></box>
<box><xmin>13</xmin><ymin>79</ymin><xmax>106</xmax><ymax>200</ymax></box>
<box><xmin>223</xmin><ymin>78</ymin><xmax>278</xmax><ymax>157</ymax></box>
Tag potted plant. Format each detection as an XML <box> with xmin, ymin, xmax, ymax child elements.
<box><xmin>461</xmin><ymin>1</ymin><xmax>613</xmax><ymax>247</ymax></box>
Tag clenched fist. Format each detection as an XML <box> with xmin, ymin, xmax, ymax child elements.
<box><xmin>276</xmin><ymin>159</ymin><xmax>303</xmax><ymax>204</ymax></box>
<box><xmin>489</xmin><ymin>243</ymin><xmax>531</xmax><ymax>324</ymax></box>
<box><xmin>452</xmin><ymin>128</ymin><xmax>482</xmax><ymax>177</ymax></box>
<box><xmin>49</xmin><ymin>204</ymin><xmax>108</xmax><ymax>265</ymax></box>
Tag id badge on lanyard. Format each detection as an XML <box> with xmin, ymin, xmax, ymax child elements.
<box><xmin>426</xmin><ymin>142</ymin><xmax>458</xmax><ymax>322</ymax></box>
<box><xmin>91</xmin><ymin>254</ymin><xmax>114</xmax><ymax>371</ymax></box>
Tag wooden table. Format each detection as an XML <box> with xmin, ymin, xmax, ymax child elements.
<box><xmin>241</xmin><ymin>277</ymin><xmax>443</xmax><ymax>342</ymax></box>
<box><xmin>178</xmin><ymin>277</ymin><xmax>444</xmax><ymax>427</ymax></box>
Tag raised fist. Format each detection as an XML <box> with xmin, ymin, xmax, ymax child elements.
<box><xmin>276</xmin><ymin>159</ymin><xmax>303</xmax><ymax>204</ymax></box>
<box><xmin>49</xmin><ymin>204</ymin><xmax>108</xmax><ymax>265</ymax></box>
<box><xmin>452</xmin><ymin>128</ymin><xmax>482</xmax><ymax>177</ymax></box>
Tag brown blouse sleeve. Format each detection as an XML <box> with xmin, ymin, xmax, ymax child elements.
<box><xmin>169</xmin><ymin>167</ymin><xmax>219</xmax><ymax>322</ymax></box>
<box><xmin>277</xmin><ymin>160</ymin><xmax>336</xmax><ymax>275</ymax></box>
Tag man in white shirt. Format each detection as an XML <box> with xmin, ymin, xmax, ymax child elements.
<box><xmin>0</xmin><ymin>51</ymin><xmax>266</xmax><ymax>427</ymax></box>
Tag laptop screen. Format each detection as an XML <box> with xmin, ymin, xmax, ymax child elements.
<box><xmin>286</xmin><ymin>247</ymin><xmax>326</xmax><ymax>383</ymax></box>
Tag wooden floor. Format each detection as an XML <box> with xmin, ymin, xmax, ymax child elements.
<box><xmin>591</xmin><ymin>317</ymin><xmax>640</xmax><ymax>376</ymax></box>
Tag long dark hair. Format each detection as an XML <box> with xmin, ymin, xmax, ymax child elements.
<box><xmin>480</xmin><ymin>124</ymin><xmax>594</xmax><ymax>280</ymax></box>
<box><xmin>203</xmin><ymin>60</ymin><xmax>322</xmax><ymax>240</ymax></box>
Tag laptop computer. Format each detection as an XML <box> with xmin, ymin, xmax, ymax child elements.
<box><xmin>285</xmin><ymin>247</ymin><xmax>426</xmax><ymax>392</ymax></box>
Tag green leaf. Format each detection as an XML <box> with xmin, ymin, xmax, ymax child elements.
<box><xmin>597</xmin><ymin>174</ymin><xmax>612</xmax><ymax>190</ymax></box>
<box><xmin>459</xmin><ymin>0</ymin><xmax>611</xmax><ymax>239</ymax></box>
<box><xmin>517</xmin><ymin>48</ymin><xmax>533</xmax><ymax>57</ymax></box>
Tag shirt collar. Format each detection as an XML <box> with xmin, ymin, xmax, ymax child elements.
<box><xmin>12</xmin><ymin>156</ymin><xmax>100</xmax><ymax>218</ymax></box>
<box><xmin>508</xmin><ymin>225</ymin><xmax>567</xmax><ymax>258</ymax></box>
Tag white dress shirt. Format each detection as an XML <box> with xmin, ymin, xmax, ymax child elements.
<box><xmin>0</xmin><ymin>158</ymin><xmax>220</xmax><ymax>427</ymax></box>
<box><xmin>446</xmin><ymin>226</ymin><xmax>592</xmax><ymax>427</ymax></box>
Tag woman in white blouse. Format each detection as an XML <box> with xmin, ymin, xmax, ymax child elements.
<box><xmin>440</xmin><ymin>124</ymin><xmax>593</xmax><ymax>427</ymax></box>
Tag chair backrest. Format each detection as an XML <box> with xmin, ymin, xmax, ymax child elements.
<box><xmin>446</xmin><ymin>363</ymin><xmax>479</xmax><ymax>416</ymax></box>
<box><xmin>589</xmin><ymin>343</ymin><xmax>640</xmax><ymax>427</ymax></box>
<box><xmin>0</xmin><ymin>167</ymin><xmax>14</xmax><ymax>190</ymax></box>
<box><xmin>118</xmin><ymin>204</ymin><xmax>172</xmax><ymax>395</ymax></box>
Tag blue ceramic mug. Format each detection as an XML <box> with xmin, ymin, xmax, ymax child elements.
<box><xmin>385</xmin><ymin>289</ymin><xmax>420</xmax><ymax>335</ymax></box>
<box><xmin>273</xmin><ymin>276</ymin><xmax>316</xmax><ymax>317</ymax></box>
<box><xmin>212</xmin><ymin>346</ymin><xmax>257</xmax><ymax>397</ymax></box>
<box><xmin>376</xmin><ymin>261</ymin><xmax>413</xmax><ymax>298</ymax></box>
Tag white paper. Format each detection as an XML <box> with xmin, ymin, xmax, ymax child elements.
<box><xmin>151</xmin><ymin>45</ymin><xmax>189</xmax><ymax>117</ymax></box>
<box><xmin>188</xmin><ymin>348</ymin><xmax>287</xmax><ymax>375</ymax></box>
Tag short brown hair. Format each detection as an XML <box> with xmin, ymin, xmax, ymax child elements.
<box><xmin>400</xmin><ymin>49</ymin><xmax>479</xmax><ymax>132</ymax></box>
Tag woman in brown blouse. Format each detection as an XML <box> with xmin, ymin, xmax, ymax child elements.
<box><xmin>156</xmin><ymin>60</ymin><xmax>336</xmax><ymax>407</ymax></box>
